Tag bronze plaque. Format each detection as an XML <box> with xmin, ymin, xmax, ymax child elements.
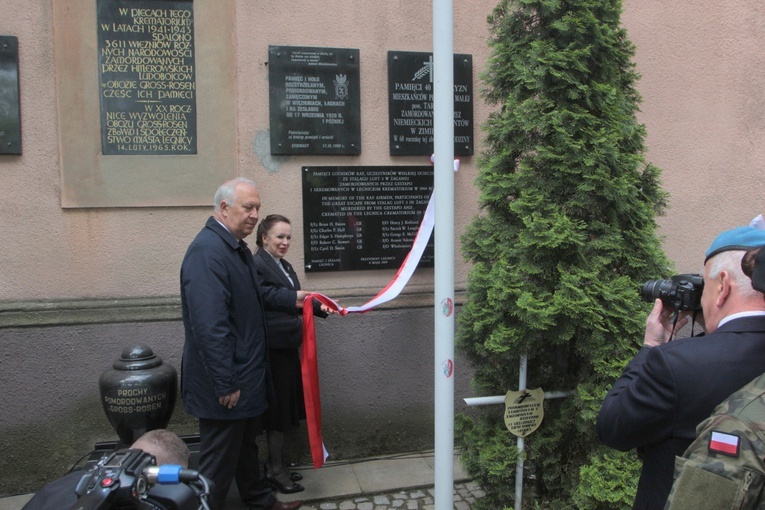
<box><xmin>96</xmin><ymin>0</ymin><xmax>197</xmax><ymax>155</ymax></box>
<box><xmin>504</xmin><ymin>388</ymin><xmax>545</xmax><ymax>438</ymax></box>
<box><xmin>269</xmin><ymin>46</ymin><xmax>361</xmax><ymax>155</ymax></box>
<box><xmin>302</xmin><ymin>166</ymin><xmax>434</xmax><ymax>272</ymax></box>
<box><xmin>0</xmin><ymin>36</ymin><xmax>21</xmax><ymax>155</ymax></box>
<box><xmin>388</xmin><ymin>51</ymin><xmax>473</xmax><ymax>156</ymax></box>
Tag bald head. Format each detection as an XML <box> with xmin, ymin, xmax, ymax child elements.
<box><xmin>131</xmin><ymin>429</ymin><xmax>190</xmax><ymax>468</ymax></box>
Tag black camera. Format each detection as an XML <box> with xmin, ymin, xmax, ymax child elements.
<box><xmin>640</xmin><ymin>273</ymin><xmax>704</xmax><ymax>311</ymax></box>
<box><xmin>70</xmin><ymin>448</ymin><xmax>211</xmax><ymax>510</ymax></box>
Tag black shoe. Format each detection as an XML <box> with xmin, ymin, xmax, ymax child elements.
<box><xmin>266</xmin><ymin>476</ymin><xmax>305</xmax><ymax>494</ymax></box>
<box><xmin>264</xmin><ymin>462</ymin><xmax>305</xmax><ymax>494</ymax></box>
<box><xmin>264</xmin><ymin>461</ymin><xmax>303</xmax><ymax>482</ymax></box>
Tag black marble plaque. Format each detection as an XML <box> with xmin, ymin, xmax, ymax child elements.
<box><xmin>269</xmin><ymin>46</ymin><xmax>361</xmax><ymax>155</ymax></box>
<box><xmin>388</xmin><ymin>51</ymin><xmax>473</xmax><ymax>156</ymax></box>
<box><xmin>0</xmin><ymin>36</ymin><xmax>21</xmax><ymax>155</ymax></box>
<box><xmin>97</xmin><ymin>0</ymin><xmax>197</xmax><ymax>155</ymax></box>
<box><xmin>302</xmin><ymin>166</ymin><xmax>435</xmax><ymax>272</ymax></box>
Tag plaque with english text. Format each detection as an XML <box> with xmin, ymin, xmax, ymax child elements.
<box><xmin>97</xmin><ymin>0</ymin><xmax>197</xmax><ymax>155</ymax></box>
<box><xmin>269</xmin><ymin>46</ymin><xmax>361</xmax><ymax>155</ymax></box>
<box><xmin>388</xmin><ymin>51</ymin><xmax>473</xmax><ymax>156</ymax></box>
<box><xmin>302</xmin><ymin>166</ymin><xmax>434</xmax><ymax>272</ymax></box>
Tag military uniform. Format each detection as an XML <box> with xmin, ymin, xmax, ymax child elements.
<box><xmin>666</xmin><ymin>371</ymin><xmax>765</xmax><ymax>509</ymax></box>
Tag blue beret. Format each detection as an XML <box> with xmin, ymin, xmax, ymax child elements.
<box><xmin>705</xmin><ymin>226</ymin><xmax>765</xmax><ymax>263</ymax></box>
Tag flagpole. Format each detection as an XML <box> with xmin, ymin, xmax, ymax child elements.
<box><xmin>433</xmin><ymin>0</ymin><xmax>455</xmax><ymax>508</ymax></box>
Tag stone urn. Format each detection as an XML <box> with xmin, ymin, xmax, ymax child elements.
<box><xmin>99</xmin><ymin>344</ymin><xmax>178</xmax><ymax>445</ymax></box>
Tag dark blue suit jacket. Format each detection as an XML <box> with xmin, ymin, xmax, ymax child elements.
<box><xmin>180</xmin><ymin>217</ymin><xmax>297</xmax><ymax>420</ymax></box>
<box><xmin>597</xmin><ymin>315</ymin><xmax>765</xmax><ymax>509</ymax></box>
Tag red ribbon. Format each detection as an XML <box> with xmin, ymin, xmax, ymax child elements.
<box><xmin>301</xmin><ymin>293</ymin><xmax>342</xmax><ymax>468</ymax></box>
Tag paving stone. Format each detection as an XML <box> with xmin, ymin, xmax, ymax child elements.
<box><xmin>408</xmin><ymin>490</ymin><xmax>427</xmax><ymax>499</ymax></box>
<box><xmin>297</xmin><ymin>481</ymin><xmax>485</xmax><ymax>509</ymax></box>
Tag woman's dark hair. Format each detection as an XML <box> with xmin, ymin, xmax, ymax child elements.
<box><xmin>742</xmin><ymin>247</ymin><xmax>760</xmax><ymax>279</ymax></box>
<box><xmin>256</xmin><ymin>214</ymin><xmax>291</xmax><ymax>247</ymax></box>
<box><xmin>742</xmin><ymin>245</ymin><xmax>765</xmax><ymax>294</ymax></box>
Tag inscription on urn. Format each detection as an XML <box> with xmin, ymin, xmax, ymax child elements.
<box><xmin>99</xmin><ymin>344</ymin><xmax>177</xmax><ymax>445</ymax></box>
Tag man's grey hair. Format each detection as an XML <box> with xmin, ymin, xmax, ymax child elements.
<box><xmin>707</xmin><ymin>250</ymin><xmax>761</xmax><ymax>299</ymax></box>
<box><xmin>214</xmin><ymin>177</ymin><xmax>257</xmax><ymax>213</ymax></box>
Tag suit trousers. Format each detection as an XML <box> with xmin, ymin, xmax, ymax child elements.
<box><xmin>198</xmin><ymin>416</ymin><xmax>275</xmax><ymax>510</ymax></box>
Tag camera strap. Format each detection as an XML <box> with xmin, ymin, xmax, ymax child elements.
<box><xmin>669</xmin><ymin>309</ymin><xmax>701</xmax><ymax>342</ymax></box>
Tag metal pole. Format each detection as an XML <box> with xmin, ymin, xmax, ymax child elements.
<box><xmin>433</xmin><ymin>0</ymin><xmax>455</xmax><ymax>508</ymax></box>
<box><xmin>516</xmin><ymin>355</ymin><xmax>528</xmax><ymax>509</ymax></box>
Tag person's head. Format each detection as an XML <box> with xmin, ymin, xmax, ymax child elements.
<box><xmin>213</xmin><ymin>177</ymin><xmax>261</xmax><ymax>240</ymax></box>
<box><xmin>256</xmin><ymin>214</ymin><xmax>292</xmax><ymax>259</ymax></box>
<box><xmin>131</xmin><ymin>429</ymin><xmax>190</xmax><ymax>468</ymax></box>
<box><xmin>701</xmin><ymin>226</ymin><xmax>765</xmax><ymax>332</ymax></box>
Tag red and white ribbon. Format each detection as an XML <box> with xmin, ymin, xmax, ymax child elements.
<box><xmin>343</xmin><ymin>157</ymin><xmax>458</xmax><ymax>313</ymax></box>
<box><xmin>300</xmin><ymin>157</ymin><xmax>459</xmax><ymax>467</ymax></box>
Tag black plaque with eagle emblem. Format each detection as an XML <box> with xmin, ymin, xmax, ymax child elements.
<box><xmin>269</xmin><ymin>45</ymin><xmax>361</xmax><ymax>155</ymax></box>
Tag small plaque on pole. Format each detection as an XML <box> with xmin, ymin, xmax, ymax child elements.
<box><xmin>504</xmin><ymin>388</ymin><xmax>545</xmax><ymax>437</ymax></box>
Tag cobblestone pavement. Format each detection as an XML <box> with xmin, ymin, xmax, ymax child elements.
<box><xmin>296</xmin><ymin>481</ymin><xmax>486</xmax><ymax>510</ymax></box>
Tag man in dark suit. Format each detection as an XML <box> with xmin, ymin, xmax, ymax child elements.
<box><xmin>180</xmin><ymin>178</ymin><xmax>304</xmax><ymax>510</ymax></box>
<box><xmin>597</xmin><ymin>224</ymin><xmax>765</xmax><ymax>509</ymax></box>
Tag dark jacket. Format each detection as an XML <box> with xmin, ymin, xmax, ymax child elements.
<box><xmin>252</xmin><ymin>247</ymin><xmax>327</xmax><ymax>349</ymax></box>
<box><xmin>597</xmin><ymin>315</ymin><xmax>765</xmax><ymax>509</ymax></box>
<box><xmin>180</xmin><ymin>217</ymin><xmax>297</xmax><ymax>420</ymax></box>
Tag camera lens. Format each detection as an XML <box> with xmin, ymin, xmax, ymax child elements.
<box><xmin>640</xmin><ymin>279</ymin><xmax>675</xmax><ymax>303</ymax></box>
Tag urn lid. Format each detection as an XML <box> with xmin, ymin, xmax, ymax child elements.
<box><xmin>113</xmin><ymin>344</ymin><xmax>163</xmax><ymax>371</ymax></box>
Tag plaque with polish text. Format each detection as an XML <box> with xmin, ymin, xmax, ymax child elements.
<box><xmin>269</xmin><ymin>46</ymin><xmax>361</xmax><ymax>155</ymax></box>
<box><xmin>388</xmin><ymin>51</ymin><xmax>473</xmax><ymax>156</ymax></box>
<box><xmin>97</xmin><ymin>0</ymin><xmax>198</xmax><ymax>155</ymax></box>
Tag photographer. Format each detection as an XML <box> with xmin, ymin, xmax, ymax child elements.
<box><xmin>597</xmin><ymin>225</ymin><xmax>765</xmax><ymax>509</ymax></box>
<box><xmin>22</xmin><ymin>429</ymin><xmax>191</xmax><ymax>510</ymax></box>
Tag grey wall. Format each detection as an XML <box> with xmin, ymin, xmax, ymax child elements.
<box><xmin>0</xmin><ymin>302</ymin><xmax>476</xmax><ymax>496</ymax></box>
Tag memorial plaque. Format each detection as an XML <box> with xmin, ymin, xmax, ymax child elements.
<box><xmin>0</xmin><ymin>36</ymin><xmax>21</xmax><ymax>155</ymax></box>
<box><xmin>388</xmin><ymin>51</ymin><xmax>473</xmax><ymax>156</ymax></box>
<box><xmin>97</xmin><ymin>0</ymin><xmax>197</xmax><ymax>155</ymax></box>
<box><xmin>302</xmin><ymin>166</ymin><xmax>435</xmax><ymax>272</ymax></box>
<box><xmin>269</xmin><ymin>46</ymin><xmax>361</xmax><ymax>155</ymax></box>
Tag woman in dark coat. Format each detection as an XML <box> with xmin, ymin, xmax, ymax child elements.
<box><xmin>253</xmin><ymin>214</ymin><xmax>329</xmax><ymax>494</ymax></box>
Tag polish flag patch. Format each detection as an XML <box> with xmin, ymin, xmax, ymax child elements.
<box><xmin>709</xmin><ymin>431</ymin><xmax>741</xmax><ymax>457</ymax></box>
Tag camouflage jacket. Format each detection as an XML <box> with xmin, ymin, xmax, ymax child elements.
<box><xmin>666</xmin><ymin>371</ymin><xmax>765</xmax><ymax>509</ymax></box>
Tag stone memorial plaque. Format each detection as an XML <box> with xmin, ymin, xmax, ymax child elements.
<box><xmin>0</xmin><ymin>36</ymin><xmax>21</xmax><ymax>155</ymax></box>
<box><xmin>269</xmin><ymin>46</ymin><xmax>361</xmax><ymax>155</ymax></box>
<box><xmin>302</xmin><ymin>166</ymin><xmax>435</xmax><ymax>272</ymax></box>
<box><xmin>388</xmin><ymin>51</ymin><xmax>473</xmax><ymax>156</ymax></box>
<box><xmin>97</xmin><ymin>0</ymin><xmax>197</xmax><ymax>155</ymax></box>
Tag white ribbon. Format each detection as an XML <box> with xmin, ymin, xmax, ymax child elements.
<box><xmin>342</xmin><ymin>157</ymin><xmax>459</xmax><ymax>314</ymax></box>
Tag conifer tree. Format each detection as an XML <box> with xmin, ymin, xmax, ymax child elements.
<box><xmin>456</xmin><ymin>0</ymin><xmax>672</xmax><ymax>507</ymax></box>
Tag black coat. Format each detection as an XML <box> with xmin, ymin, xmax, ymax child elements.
<box><xmin>597</xmin><ymin>315</ymin><xmax>765</xmax><ymax>509</ymax></box>
<box><xmin>252</xmin><ymin>248</ymin><xmax>327</xmax><ymax>349</ymax></box>
<box><xmin>180</xmin><ymin>217</ymin><xmax>297</xmax><ymax>420</ymax></box>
